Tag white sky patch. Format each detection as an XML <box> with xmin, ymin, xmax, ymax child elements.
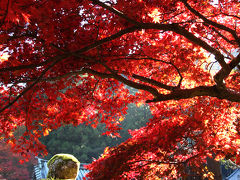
<box><xmin>206</xmin><ymin>54</ymin><xmax>220</xmax><ymax>75</ymax></box>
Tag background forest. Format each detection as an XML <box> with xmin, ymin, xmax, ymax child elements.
<box><xmin>41</xmin><ymin>104</ymin><xmax>152</xmax><ymax>163</ymax></box>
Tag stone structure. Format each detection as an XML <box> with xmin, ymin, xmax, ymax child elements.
<box><xmin>47</xmin><ymin>154</ymin><xmax>80</xmax><ymax>180</ymax></box>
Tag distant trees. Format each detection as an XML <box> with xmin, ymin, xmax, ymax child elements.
<box><xmin>40</xmin><ymin>104</ymin><xmax>152</xmax><ymax>163</ymax></box>
<box><xmin>0</xmin><ymin>140</ymin><xmax>34</xmax><ymax>180</ymax></box>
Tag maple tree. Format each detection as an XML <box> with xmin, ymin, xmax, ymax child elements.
<box><xmin>0</xmin><ymin>0</ymin><xmax>240</xmax><ymax>179</ymax></box>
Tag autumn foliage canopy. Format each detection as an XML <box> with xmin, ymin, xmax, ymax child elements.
<box><xmin>0</xmin><ymin>0</ymin><xmax>240</xmax><ymax>179</ymax></box>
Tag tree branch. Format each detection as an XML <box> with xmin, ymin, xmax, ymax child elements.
<box><xmin>75</xmin><ymin>26</ymin><xmax>137</xmax><ymax>54</ymax></box>
<box><xmin>132</xmin><ymin>23</ymin><xmax>229</xmax><ymax>73</ymax></box>
<box><xmin>91</xmin><ymin>0</ymin><xmax>139</xmax><ymax>25</ymax></box>
<box><xmin>9</xmin><ymin>71</ymin><xmax>83</xmax><ymax>83</ymax></box>
<box><xmin>86</xmin><ymin>64</ymin><xmax>160</xmax><ymax>98</ymax></box>
<box><xmin>132</xmin><ymin>74</ymin><xmax>177</xmax><ymax>91</ymax></box>
<box><xmin>212</xmin><ymin>27</ymin><xmax>236</xmax><ymax>45</ymax></box>
<box><xmin>37</xmin><ymin>67</ymin><xmax>240</xmax><ymax>103</ymax></box>
<box><xmin>0</xmin><ymin>53</ymin><xmax>70</xmax><ymax>114</ymax></box>
<box><xmin>89</xmin><ymin>0</ymin><xmax>230</xmax><ymax>75</ymax></box>
<box><xmin>0</xmin><ymin>26</ymin><xmax>141</xmax><ymax>112</ymax></box>
<box><xmin>87</xmin><ymin>1</ymin><xmax>236</xmax><ymax>87</ymax></box>
<box><xmin>2</xmin><ymin>5</ymin><xmax>240</xmax><ymax>111</ymax></box>
<box><xmin>181</xmin><ymin>0</ymin><xmax>240</xmax><ymax>46</ymax></box>
<box><xmin>0</xmin><ymin>60</ymin><xmax>51</xmax><ymax>72</ymax></box>
<box><xmin>0</xmin><ymin>26</ymin><xmax>137</xmax><ymax>73</ymax></box>
<box><xmin>220</xmin><ymin>12</ymin><xmax>240</xmax><ymax>20</ymax></box>
<box><xmin>214</xmin><ymin>53</ymin><xmax>240</xmax><ymax>85</ymax></box>
<box><xmin>8</xmin><ymin>65</ymin><xmax>240</xmax><ymax>108</ymax></box>
<box><xmin>146</xmin><ymin>85</ymin><xmax>240</xmax><ymax>103</ymax></box>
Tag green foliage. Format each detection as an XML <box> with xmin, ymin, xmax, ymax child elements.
<box><xmin>41</xmin><ymin>104</ymin><xmax>152</xmax><ymax>162</ymax></box>
<box><xmin>221</xmin><ymin>159</ymin><xmax>239</xmax><ymax>170</ymax></box>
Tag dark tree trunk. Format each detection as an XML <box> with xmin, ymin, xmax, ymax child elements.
<box><xmin>206</xmin><ymin>157</ymin><xmax>222</xmax><ymax>180</ymax></box>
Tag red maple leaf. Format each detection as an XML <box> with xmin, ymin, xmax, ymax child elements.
<box><xmin>0</xmin><ymin>0</ymin><xmax>239</xmax><ymax>179</ymax></box>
